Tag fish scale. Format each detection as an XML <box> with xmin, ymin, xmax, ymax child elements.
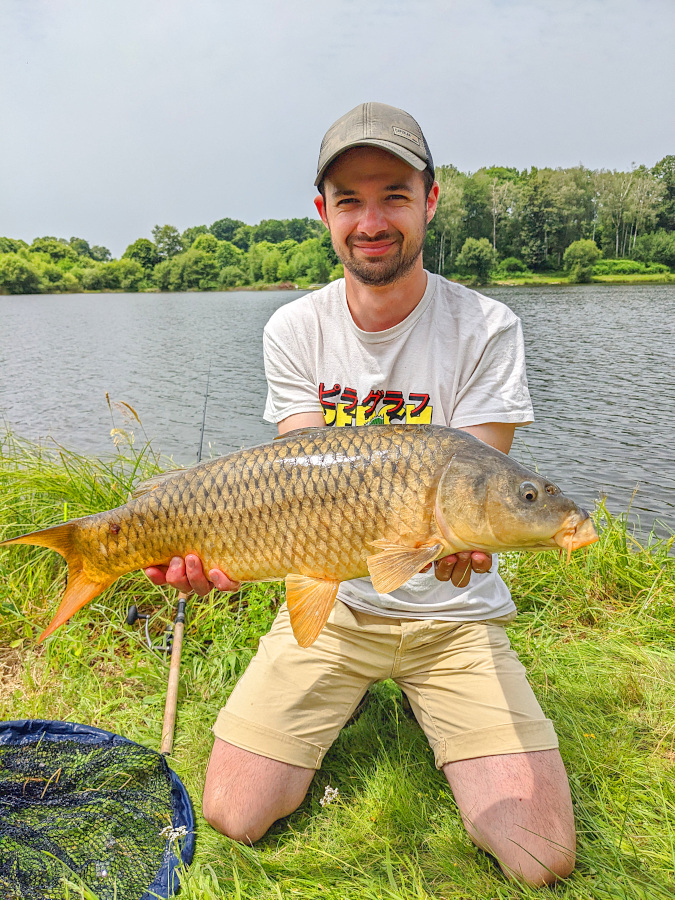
<box><xmin>0</xmin><ymin>424</ymin><xmax>598</xmax><ymax>647</ymax></box>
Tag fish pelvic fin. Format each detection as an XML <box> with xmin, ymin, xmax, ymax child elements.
<box><xmin>285</xmin><ymin>574</ymin><xmax>339</xmax><ymax>648</ymax></box>
<box><xmin>0</xmin><ymin>523</ymin><xmax>113</xmax><ymax>642</ymax></box>
<box><xmin>367</xmin><ymin>540</ymin><xmax>443</xmax><ymax>594</ymax></box>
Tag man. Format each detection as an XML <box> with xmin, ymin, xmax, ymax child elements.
<box><xmin>146</xmin><ymin>102</ymin><xmax>575</xmax><ymax>886</ymax></box>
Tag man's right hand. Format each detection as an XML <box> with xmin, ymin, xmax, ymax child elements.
<box><xmin>145</xmin><ymin>554</ymin><xmax>241</xmax><ymax>596</ymax></box>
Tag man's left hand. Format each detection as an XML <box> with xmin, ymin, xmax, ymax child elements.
<box><xmin>425</xmin><ymin>551</ymin><xmax>493</xmax><ymax>587</ymax></box>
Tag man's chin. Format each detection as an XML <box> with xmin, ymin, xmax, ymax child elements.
<box><xmin>343</xmin><ymin>254</ymin><xmax>411</xmax><ymax>287</ymax></box>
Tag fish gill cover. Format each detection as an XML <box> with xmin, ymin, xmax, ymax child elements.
<box><xmin>0</xmin><ymin>719</ymin><xmax>195</xmax><ymax>900</ymax></box>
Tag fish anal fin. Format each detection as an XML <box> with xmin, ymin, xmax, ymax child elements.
<box><xmin>367</xmin><ymin>540</ymin><xmax>443</xmax><ymax>594</ymax></box>
<box><xmin>38</xmin><ymin>570</ymin><xmax>114</xmax><ymax>643</ymax></box>
<box><xmin>285</xmin><ymin>574</ymin><xmax>339</xmax><ymax>648</ymax></box>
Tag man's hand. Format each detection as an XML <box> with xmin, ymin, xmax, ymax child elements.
<box><xmin>145</xmin><ymin>554</ymin><xmax>241</xmax><ymax>596</ymax></box>
<box><xmin>423</xmin><ymin>551</ymin><xmax>493</xmax><ymax>587</ymax></box>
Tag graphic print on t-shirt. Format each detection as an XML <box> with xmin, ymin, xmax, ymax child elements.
<box><xmin>319</xmin><ymin>382</ymin><xmax>433</xmax><ymax>426</ymax></box>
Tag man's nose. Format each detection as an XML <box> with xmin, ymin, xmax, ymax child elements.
<box><xmin>357</xmin><ymin>202</ymin><xmax>388</xmax><ymax>236</ymax></box>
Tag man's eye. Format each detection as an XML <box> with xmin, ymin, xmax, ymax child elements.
<box><xmin>336</xmin><ymin>198</ymin><xmax>358</xmax><ymax>206</ymax></box>
<box><xmin>387</xmin><ymin>194</ymin><xmax>408</xmax><ymax>201</ymax></box>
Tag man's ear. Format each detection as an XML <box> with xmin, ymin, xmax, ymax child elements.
<box><xmin>426</xmin><ymin>181</ymin><xmax>440</xmax><ymax>224</ymax></box>
<box><xmin>314</xmin><ymin>194</ymin><xmax>329</xmax><ymax>227</ymax></box>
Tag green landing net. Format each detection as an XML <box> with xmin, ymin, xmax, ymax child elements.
<box><xmin>0</xmin><ymin>720</ymin><xmax>195</xmax><ymax>900</ymax></box>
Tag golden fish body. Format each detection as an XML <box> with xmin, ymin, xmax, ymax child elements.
<box><xmin>0</xmin><ymin>425</ymin><xmax>598</xmax><ymax>646</ymax></box>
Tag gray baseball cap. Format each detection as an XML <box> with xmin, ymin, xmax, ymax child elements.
<box><xmin>315</xmin><ymin>101</ymin><xmax>434</xmax><ymax>187</ymax></box>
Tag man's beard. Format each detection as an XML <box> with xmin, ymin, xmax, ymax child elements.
<box><xmin>332</xmin><ymin>218</ymin><xmax>427</xmax><ymax>287</ymax></box>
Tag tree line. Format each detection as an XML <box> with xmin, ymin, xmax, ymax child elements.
<box><xmin>0</xmin><ymin>157</ymin><xmax>673</xmax><ymax>294</ymax></box>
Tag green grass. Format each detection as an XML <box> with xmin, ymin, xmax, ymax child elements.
<box><xmin>1</xmin><ymin>432</ymin><xmax>674</xmax><ymax>898</ymax></box>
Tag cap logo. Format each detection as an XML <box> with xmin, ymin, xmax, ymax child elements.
<box><xmin>392</xmin><ymin>126</ymin><xmax>420</xmax><ymax>146</ymax></box>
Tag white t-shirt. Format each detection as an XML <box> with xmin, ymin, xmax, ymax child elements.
<box><xmin>263</xmin><ymin>272</ymin><xmax>534</xmax><ymax>621</ymax></box>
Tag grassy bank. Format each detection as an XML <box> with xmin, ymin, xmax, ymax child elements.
<box><xmin>484</xmin><ymin>272</ymin><xmax>675</xmax><ymax>287</ymax></box>
<box><xmin>1</xmin><ymin>433</ymin><xmax>674</xmax><ymax>899</ymax></box>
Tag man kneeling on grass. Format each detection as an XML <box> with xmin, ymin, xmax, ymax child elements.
<box><xmin>146</xmin><ymin>102</ymin><xmax>576</xmax><ymax>887</ymax></box>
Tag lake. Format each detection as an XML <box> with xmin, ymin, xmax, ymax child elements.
<box><xmin>1</xmin><ymin>284</ymin><xmax>673</xmax><ymax>536</ymax></box>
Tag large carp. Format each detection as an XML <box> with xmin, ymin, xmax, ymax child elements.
<box><xmin>1</xmin><ymin>425</ymin><xmax>597</xmax><ymax>647</ymax></box>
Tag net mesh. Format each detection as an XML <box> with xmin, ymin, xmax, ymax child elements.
<box><xmin>0</xmin><ymin>721</ymin><xmax>194</xmax><ymax>900</ymax></box>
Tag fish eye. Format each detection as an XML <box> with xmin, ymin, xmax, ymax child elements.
<box><xmin>519</xmin><ymin>481</ymin><xmax>538</xmax><ymax>502</ymax></box>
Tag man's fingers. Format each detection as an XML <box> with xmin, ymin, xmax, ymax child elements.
<box><xmin>184</xmin><ymin>554</ymin><xmax>214</xmax><ymax>597</ymax></box>
<box><xmin>470</xmin><ymin>551</ymin><xmax>493</xmax><ymax>574</ymax></box>
<box><xmin>450</xmin><ymin>553</ymin><xmax>473</xmax><ymax>588</ymax></box>
<box><xmin>433</xmin><ymin>550</ymin><xmax>493</xmax><ymax>586</ymax></box>
<box><xmin>144</xmin><ymin>565</ymin><xmax>168</xmax><ymax>585</ymax></box>
<box><xmin>209</xmin><ymin>569</ymin><xmax>241</xmax><ymax>592</ymax></box>
<box><xmin>433</xmin><ymin>554</ymin><xmax>458</xmax><ymax>582</ymax></box>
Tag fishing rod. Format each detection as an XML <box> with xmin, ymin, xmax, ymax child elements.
<box><xmin>159</xmin><ymin>361</ymin><xmax>212</xmax><ymax>756</ymax></box>
<box><xmin>127</xmin><ymin>364</ymin><xmax>212</xmax><ymax>756</ymax></box>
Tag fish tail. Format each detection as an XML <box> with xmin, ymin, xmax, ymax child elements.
<box><xmin>0</xmin><ymin>523</ymin><xmax>113</xmax><ymax>642</ymax></box>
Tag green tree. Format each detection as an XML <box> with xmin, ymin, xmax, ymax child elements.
<box><xmin>232</xmin><ymin>225</ymin><xmax>254</xmax><ymax>251</ymax></box>
<box><xmin>262</xmin><ymin>249</ymin><xmax>283</xmax><ymax>282</ymax></box>
<box><xmin>90</xmin><ymin>245</ymin><xmax>112</xmax><ymax>262</ymax></box>
<box><xmin>191</xmin><ymin>233</ymin><xmax>219</xmax><ymax>254</ymax></box>
<box><xmin>253</xmin><ymin>219</ymin><xmax>287</xmax><ymax>244</ymax></box>
<box><xmin>425</xmin><ymin>165</ymin><xmax>466</xmax><ymax>274</ymax></box>
<box><xmin>80</xmin><ymin>259</ymin><xmax>144</xmax><ymax>291</ymax></box>
<box><xmin>215</xmin><ymin>240</ymin><xmax>245</xmax><ymax>269</ymax></box>
<box><xmin>152</xmin><ymin>224</ymin><xmax>183</xmax><ymax>259</ymax></box>
<box><xmin>289</xmin><ymin>238</ymin><xmax>330</xmax><ymax>283</ymax></box>
<box><xmin>123</xmin><ymin>238</ymin><xmax>160</xmax><ymax>271</ymax></box>
<box><xmin>563</xmin><ymin>239</ymin><xmax>601</xmax><ymax>283</ymax></box>
<box><xmin>219</xmin><ymin>265</ymin><xmax>247</xmax><ymax>288</ymax></box>
<box><xmin>455</xmin><ymin>237</ymin><xmax>497</xmax><ymax>282</ymax></box>
<box><xmin>652</xmin><ymin>155</ymin><xmax>675</xmax><ymax>231</ymax></box>
<box><xmin>68</xmin><ymin>237</ymin><xmax>92</xmax><ymax>257</ymax></box>
<box><xmin>286</xmin><ymin>218</ymin><xmax>322</xmax><ymax>242</ymax></box>
<box><xmin>632</xmin><ymin>229</ymin><xmax>675</xmax><ymax>269</ymax></box>
<box><xmin>0</xmin><ymin>237</ymin><xmax>28</xmax><ymax>254</ymax></box>
<box><xmin>29</xmin><ymin>238</ymin><xmax>78</xmax><ymax>264</ymax></box>
<box><xmin>181</xmin><ymin>225</ymin><xmax>208</xmax><ymax>248</ymax></box>
<box><xmin>210</xmin><ymin>217</ymin><xmax>246</xmax><ymax>242</ymax></box>
<box><xmin>0</xmin><ymin>254</ymin><xmax>42</xmax><ymax>294</ymax></box>
<box><xmin>518</xmin><ymin>170</ymin><xmax>561</xmax><ymax>269</ymax></box>
<box><xmin>167</xmin><ymin>250</ymin><xmax>219</xmax><ymax>291</ymax></box>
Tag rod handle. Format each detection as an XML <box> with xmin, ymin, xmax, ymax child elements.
<box><xmin>160</xmin><ymin>593</ymin><xmax>187</xmax><ymax>755</ymax></box>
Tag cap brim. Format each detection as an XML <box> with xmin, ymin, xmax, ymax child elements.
<box><xmin>314</xmin><ymin>139</ymin><xmax>427</xmax><ymax>187</ymax></box>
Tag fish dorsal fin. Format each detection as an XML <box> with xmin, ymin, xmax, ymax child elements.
<box><xmin>131</xmin><ymin>469</ymin><xmax>184</xmax><ymax>499</ymax></box>
<box><xmin>367</xmin><ymin>540</ymin><xmax>443</xmax><ymax>594</ymax></box>
<box><xmin>285</xmin><ymin>574</ymin><xmax>339</xmax><ymax>647</ymax></box>
<box><xmin>274</xmin><ymin>427</ymin><xmax>322</xmax><ymax>441</ymax></box>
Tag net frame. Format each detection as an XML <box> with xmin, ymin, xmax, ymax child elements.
<box><xmin>0</xmin><ymin>718</ymin><xmax>195</xmax><ymax>900</ymax></box>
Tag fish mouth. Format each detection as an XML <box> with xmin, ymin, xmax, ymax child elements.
<box><xmin>553</xmin><ymin>513</ymin><xmax>599</xmax><ymax>561</ymax></box>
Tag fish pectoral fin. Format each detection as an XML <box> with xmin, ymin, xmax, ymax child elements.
<box><xmin>285</xmin><ymin>574</ymin><xmax>339</xmax><ymax>648</ymax></box>
<box><xmin>367</xmin><ymin>540</ymin><xmax>443</xmax><ymax>594</ymax></box>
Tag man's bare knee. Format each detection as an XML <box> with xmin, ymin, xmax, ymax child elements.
<box><xmin>202</xmin><ymin>738</ymin><xmax>314</xmax><ymax>842</ymax></box>
<box><xmin>445</xmin><ymin>749</ymin><xmax>576</xmax><ymax>886</ymax></box>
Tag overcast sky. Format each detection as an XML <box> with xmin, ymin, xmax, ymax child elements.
<box><xmin>2</xmin><ymin>0</ymin><xmax>673</xmax><ymax>256</ymax></box>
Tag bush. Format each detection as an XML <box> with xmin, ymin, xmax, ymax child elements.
<box><xmin>455</xmin><ymin>238</ymin><xmax>497</xmax><ymax>282</ymax></box>
<box><xmin>0</xmin><ymin>254</ymin><xmax>42</xmax><ymax>294</ymax></box>
<box><xmin>219</xmin><ymin>266</ymin><xmax>247</xmax><ymax>288</ymax></box>
<box><xmin>80</xmin><ymin>259</ymin><xmax>144</xmax><ymax>291</ymax></box>
<box><xmin>593</xmin><ymin>259</ymin><xmax>670</xmax><ymax>276</ymax></box>
<box><xmin>631</xmin><ymin>230</ymin><xmax>675</xmax><ymax>269</ymax></box>
<box><xmin>563</xmin><ymin>239</ymin><xmax>601</xmax><ymax>283</ymax></box>
<box><xmin>496</xmin><ymin>256</ymin><xmax>529</xmax><ymax>274</ymax></box>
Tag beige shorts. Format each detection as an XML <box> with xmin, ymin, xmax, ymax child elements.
<box><xmin>212</xmin><ymin>600</ymin><xmax>557</xmax><ymax>770</ymax></box>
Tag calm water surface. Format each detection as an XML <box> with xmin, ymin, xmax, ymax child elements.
<box><xmin>1</xmin><ymin>285</ymin><xmax>673</xmax><ymax>535</ymax></box>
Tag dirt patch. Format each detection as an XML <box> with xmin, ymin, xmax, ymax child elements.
<box><xmin>0</xmin><ymin>648</ymin><xmax>25</xmax><ymax>705</ymax></box>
